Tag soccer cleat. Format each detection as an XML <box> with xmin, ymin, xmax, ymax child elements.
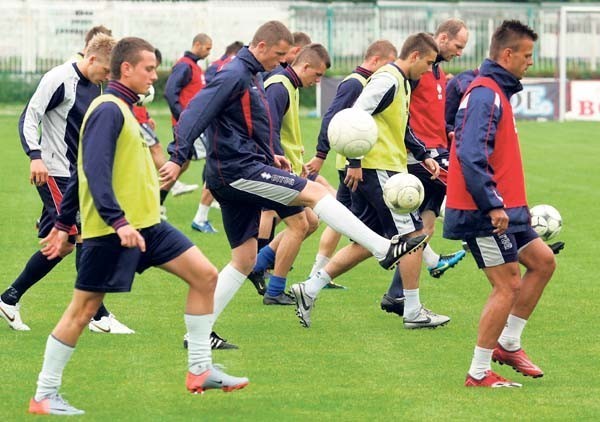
<box><xmin>378</xmin><ymin>234</ymin><xmax>427</xmax><ymax>270</ymax></box>
<box><xmin>171</xmin><ymin>180</ymin><xmax>199</xmax><ymax>197</ymax></box>
<box><xmin>290</xmin><ymin>282</ymin><xmax>315</xmax><ymax>328</ymax></box>
<box><xmin>465</xmin><ymin>370</ymin><xmax>522</xmax><ymax>388</ymax></box>
<box><xmin>548</xmin><ymin>241</ymin><xmax>565</xmax><ymax>255</ymax></box>
<box><xmin>191</xmin><ymin>221</ymin><xmax>218</xmax><ymax>233</ymax></box>
<box><xmin>247</xmin><ymin>270</ymin><xmax>267</xmax><ymax>296</ymax></box>
<box><xmin>492</xmin><ymin>344</ymin><xmax>544</xmax><ymax>378</ymax></box>
<box><xmin>186</xmin><ymin>365</ymin><xmax>249</xmax><ymax>394</ymax></box>
<box><xmin>29</xmin><ymin>394</ymin><xmax>85</xmax><ymax>415</ymax></box>
<box><xmin>403</xmin><ymin>306</ymin><xmax>450</xmax><ymax>329</ymax></box>
<box><xmin>0</xmin><ymin>299</ymin><xmax>31</xmax><ymax>331</ymax></box>
<box><xmin>380</xmin><ymin>294</ymin><xmax>405</xmax><ymax>317</ymax></box>
<box><xmin>184</xmin><ymin>331</ymin><xmax>239</xmax><ymax>350</ymax></box>
<box><xmin>262</xmin><ymin>292</ymin><xmax>295</xmax><ymax>305</ymax></box>
<box><xmin>89</xmin><ymin>314</ymin><xmax>135</xmax><ymax>334</ymax></box>
<box><xmin>160</xmin><ymin>205</ymin><xmax>168</xmax><ymax>221</ymax></box>
<box><xmin>323</xmin><ymin>281</ymin><xmax>347</xmax><ymax>290</ymax></box>
<box><xmin>428</xmin><ymin>249</ymin><xmax>466</xmax><ymax>278</ymax></box>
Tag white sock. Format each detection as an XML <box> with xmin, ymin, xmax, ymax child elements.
<box><xmin>498</xmin><ymin>314</ymin><xmax>527</xmax><ymax>351</ymax></box>
<box><xmin>422</xmin><ymin>244</ymin><xmax>439</xmax><ymax>268</ymax></box>
<box><xmin>309</xmin><ymin>254</ymin><xmax>330</xmax><ymax>278</ymax></box>
<box><xmin>313</xmin><ymin>195</ymin><xmax>389</xmax><ymax>260</ymax></box>
<box><xmin>184</xmin><ymin>314</ymin><xmax>213</xmax><ymax>375</ymax></box>
<box><xmin>193</xmin><ymin>204</ymin><xmax>210</xmax><ymax>224</ymax></box>
<box><xmin>468</xmin><ymin>346</ymin><xmax>493</xmax><ymax>380</ymax></box>
<box><xmin>213</xmin><ymin>264</ymin><xmax>247</xmax><ymax>320</ymax></box>
<box><xmin>403</xmin><ymin>288</ymin><xmax>421</xmax><ymax>319</ymax></box>
<box><xmin>34</xmin><ymin>335</ymin><xmax>75</xmax><ymax>401</ymax></box>
<box><xmin>304</xmin><ymin>270</ymin><xmax>331</xmax><ymax>298</ymax></box>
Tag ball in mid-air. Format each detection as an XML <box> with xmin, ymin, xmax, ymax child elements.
<box><xmin>328</xmin><ymin>108</ymin><xmax>378</xmax><ymax>159</ymax></box>
<box><xmin>383</xmin><ymin>173</ymin><xmax>425</xmax><ymax>214</ymax></box>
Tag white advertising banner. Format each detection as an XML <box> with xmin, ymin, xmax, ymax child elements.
<box><xmin>568</xmin><ymin>80</ymin><xmax>600</xmax><ymax>121</ymax></box>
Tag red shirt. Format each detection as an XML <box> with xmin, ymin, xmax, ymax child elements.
<box><xmin>409</xmin><ymin>69</ymin><xmax>448</xmax><ymax>149</ymax></box>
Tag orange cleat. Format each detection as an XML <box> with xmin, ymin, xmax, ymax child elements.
<box><xmin>492</xmin><ymin>344</ymin><xmax>544</xmax><ymax>378</ymax></box>
<box><xmin>465</xmin><ymin>370</ymin><xmax>522</xmax><ymax>388</ymax></box>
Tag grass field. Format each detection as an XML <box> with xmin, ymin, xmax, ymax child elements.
<box><xmin>1</xmin><ymin>104</ymin><xmax>599</xmax><ymax>421</ymax></box>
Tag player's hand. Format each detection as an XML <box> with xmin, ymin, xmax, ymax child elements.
<box><xmin>116</xmin><ymin>225</ymin><xmax>146</xmax><ymax>252</ymax></box>
<box><xmin>344</xmin><ymin>167</ymin><xmax>362</xmax><ymax>192</ymax></box>
<box><xmin>274</xmin><ymin>155</ymin><xmax>291</xmax><ymax>172</ymax></box>
<box><xmin>159</xmin><ymin>161</ymin><xmax>181</xmax><ymax>190</ymax></box>
<box><xmin>30</xmin><ymin>159</ymin><xmax>49</xmax><ymax>186</ymax></box>
<box><xmin>424</xmin><ymin>158</ymin><xmax>440</xmax><ymax>179</ymax></box>
<box><xmin>300</xmin><ymin>164</ymin><xmax>309</xmax><ymax>178</ymax></box>
<box><xmin>305</xmin><ymin>157</ymin><xmax>324</xmax><ymax>175</ymax></box>
<box><xmin>39</xmin><ymin>227</ymin><xmax>74</xmax><ymax>259</ymax></box>
<box><xmin>489</xmin><ymin>208</ymin><xmax>509</xmax><ymax>235</ymax></box>
<box><xmin>147</xmin><ymin>118</ymin><xmax>156</xmax><ymax>131</ymax></box>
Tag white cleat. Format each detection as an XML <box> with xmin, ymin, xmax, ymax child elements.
<box><xmin>0</xmin><ymin>299</ymin><xmax>31</xmax><ymax>331</ymax></box>
<box><xmin>403</xmin><ymin>306</ymin><xmax>450</xmax><ymax>329</ymax></box>
<box><xmin>89</xmin><ymin>313</ymin><xmax>135</xmax><ymax>334</ymax></box>
<box><xmin>290</xmin><ymin>282</ymin><xmax>316</xmax><ymax>328</ymax></box>
<box><xmin>171</xmin><ymin>180</ymin><xmax>199</xmax><ymax>197</ymax></box>
<box><xmin>29</xmin><ymin>394</ymin><xmax>85</xmax><ymax>415</ymax></box>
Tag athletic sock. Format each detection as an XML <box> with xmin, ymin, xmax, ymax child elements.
<box><xmin>193</xmin><ymin>204</ymin><xmax>210</xmax><ymax>225</ymax></box>
<box><xmin>3</xmin><ymin>251</ymin><xmax>62</xmax><ymax>305</ymax></box>
<box><xmin>498</xmin><ymin>314</ymin><xmax>527</xmax><ymax>351</ymax></box>
<box><xmin>313</xmin><ymin>195</ymin><xmax>389</xmax><ymax>260</ymax></box>
<box><xmin>309</xmin><ymin>254</ymin><xmax>330</xmax><ymax>278</ymax></box>
<box><xmin>386</xmin><ymin>267</ymin><xmax>404</xmax><ymax>298</ymax></box>
<box><xmin>92</xmin><ymin>303</ymin><xmax>110</xmax><ymax>321</ymax></box>
<box><xmin>266</xmin><ymin>275</ymin><xmax>286</xmax><ymax>297</ymax></box>
<box><xmin>254</xmin><ymin>246</ymin><xmax>275</xmax><ymax>272</ymax></box>
<box><xmin>213</xmin><ymin>264</ymin><xmax>247</xmax><ymax>320</ymax></box>
<box><xmin>403</xmin><ymin>288</ymin><xmax>421</xmax><ymax>319</ymax></box>
<box><xmin>304</xmin><ymin>270</ymin><xmax>331</xmax><ymax>298</ymax></box>
<box><xmin>34</xmin><ymin>335</ymin><xmax>75</xmax><ymax>401</ymax></box>
<box><xmin>184</xmin><ymin>313</ymin><xmax>213</xmax><ymax>375</ymax></box>
<box><xmin>422</xmin><ymin>244</ymin><xmax>439</xmax><ymax>268</ymax></box>
<box><xmin>468</xmin><ymin>346</ymin><xmax>493</xmax><ymax>380</ymax></box>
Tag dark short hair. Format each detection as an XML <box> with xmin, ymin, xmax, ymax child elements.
<box><xmin>490</xmin><ymin>20</ymin><xmax>538</xmax><ymax>60</ymax></box>
<box><xmin>110</xmin><ymin>37</ymin><xmax>155</xmax><ymax>80</ymax></box>
<box><xmin>225</xmin><ymin>41</ymin><xmax>244</xmax><ymax>56</ymax></box>
<box><xmin>399</xmin><ymin>32</ymin><xmax>439</xmax><ymax>60</ymax></box>
<box><xmin>364</xmin><ymin>40</ymin><xmax>398</xmax><ymax>60</ymax></box>
<box><xmin>435</xmin><ymin>18</ymin><xmax>467</xmax><ymax>39</ymax></box>
<box><xmin>251</xmin><ymin>21</ymin><xmax>294</xmax><ymax>47</ymax></box>
<box><xmin>84</xmin><ymin>25</ymin><xmax>112</xmax><ymax>47</ymax></box>
<box><xmin>292</xmin><ymin>32</ymin><xmax>312</xmax><ymax>47</ymax></box>
<box><xmin>292</xmin><ymin>43</ymin><xmax>331</xmax><ymax>69</ymax></box>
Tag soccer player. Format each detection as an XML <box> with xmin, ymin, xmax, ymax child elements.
<box><xmin>304</xmin><ymin>40</ymin><xmax>399</xmax><ymax>291</ymax></box>
<box><xmin>69</xmin><ymin>25</ymin><xmax>112</xmax><ymax>62</ymax></box>
<box><xmin>164</xmin><ymin>33</ymin><xmax>217</xmax><ymax>231</ymax></box>
<box><xmin>443</xmin><ymin>20</ymin><xmax>556</xmax><ymax>387</ymax></box>
<box><xmin>0</xmin><ymin>34</ymin><xmax>132</xmax><ymax>335</ymax></box>
<box><xmin>28</xmin><ymin>38</ymin><xmax>248</xmax><ymax>416</ymax></box>
<box><xmin>291</xmin><ymin>33</ymin><xmax>450</xmax><ymax>329</ymax></box>
<box><xmin>161</xmin><ymin>21</ymin><xmax>426</xmax><ymax>347</ymax></box>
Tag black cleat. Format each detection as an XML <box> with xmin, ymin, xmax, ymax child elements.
<box><xmin>378</xmin><ymin>234</ymin><xmax>427</xmax><ymax>270</ymax></box>
<box><xmin>183</xmin><ymin>331</ymin><xmax>239</xmax><ymax>350</ymax></box>
<box><xmin>380</xmin><ymin>294</ymin><xmax>405</xmax><ymax>317</ymax></box>
<box><xmin>548</xmin><ymin>241</ymin><xmax>565</xmax><ymax>255</ymax></box>
<box><xmin>247</xmin><ymin>270</ymin><xmax>267</xmax><ymax>296</ymax></box>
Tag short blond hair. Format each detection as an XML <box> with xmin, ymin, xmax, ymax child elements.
<box><xmin>85</xmin><ymin>33</ymin><xmax>117</xmax><ymax>61</ymax></box>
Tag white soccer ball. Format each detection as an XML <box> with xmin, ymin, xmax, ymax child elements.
<box><xmin>383</xmin><ymin>173</ymin><xmax>425</xmax><ymax>214</ymax></box>
<box><xmin>328</xmin><ymin>108</ymin><xmax>378</xmax><ymax>159</ymax></box>
<box><xmin>137</xmin><ymin>85</ymin><xmax>155</xmax><ymax>106</ymax></box>
<box><xmin>530</xmin><ymin>204</ymin><xmax>562</xmax><ymax>241</ymax></box>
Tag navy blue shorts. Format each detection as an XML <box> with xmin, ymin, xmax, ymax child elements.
<box><xmin>466</xmin><ymin>226</ymin><xmax>539</xmax><ymax>269</ymax></box>
<box><xmin>350</xmin><ymin>169</ymin><xmax>422</xmax><ymax>239</ymax></box>
<box><xmin>408</xmin><ymin>148</ymin><xmax>449</xmax><ymax>216</ymax></box>
<box><xmin>336</xmin><ymin>169</ymin><xmax>352</xmax><ymax>210</ymax></box>
<box><xmin>74</xmin><ymin>221</ymin><xmax>194</xmax><ymax>293</ymax></box>
<box><xmin>36</xmin><ymin>176</ymin><xmax>79</xmax><ymax>241</ymax></box>
<box><xmin>209</xmin><ymin>164</ymin><xmax>307</xmax><ymax>248</ymax></box>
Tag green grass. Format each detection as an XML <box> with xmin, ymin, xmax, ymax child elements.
<box><xmin>1</xmin><ymin>105</ymin><xmax>600</xmax><ymax>420</ymax></box>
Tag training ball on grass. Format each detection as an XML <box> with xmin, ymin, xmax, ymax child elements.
<box><xmin>137</xmin><ymin>85</ymin><xmax>155</xmax><ymax>106</ymax></box>
<box><xmin>327</xmin><ymin>108</ymin><xmax>378</xmax><ymax>158</ymax></box>
<box><xmin>530</xmin><ymin>204</ymin><xmax>562</xmax><ymax>241</ymax></box>
<box><xmin>383</xmin><ymin>173</ymin><xmax>425</xmax><ymax>214</ymax></box>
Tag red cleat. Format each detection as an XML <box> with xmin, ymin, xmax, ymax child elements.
<box><xmin>465</xmin><ymin>370</ymin><xmax>522</xmax><ymax>388</ymax></box>
<box><xmin>492</xmin><ymin>344</ymin><xmax>544</xmax><ymax>378</ymax></box>
<box><xmin>186</xmin><ymin>370</ymin><xmax>212</xmax><ymax>394</ymax></box>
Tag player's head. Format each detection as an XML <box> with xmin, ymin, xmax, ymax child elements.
<box><xmin>249</xmin><ymin>21</ymin><xmax>294</xmax><ymax>71</ymax></box>
<box><xmin>225</xmin><ymin>41</ymin><xmax>244</xmax><ymax>57</ymax></box>
<box><xmin>110</xmin><ymin>37</ymin><xmax>158</xmax><ymax>94</ymax></box>
<box><xmin>82</xmin><ymin>25</ymin><xmax>112</xmax><ymax>53</ymax></box>
<box><xmin>399</xmin><ymin>32</ymin><xmax>439</xmax><ymax>80</ymax></box>
<box><xmin>191</xmin><ymin>33</ymin><xmax>213</xmax><ymax>59</ymax></box>
<box><xmin>283</xmin><ymin>31</ymin><xmax>312</xmax><ymax>65</ymax></box>
<box><xmin>81</xmin><ymin>33</ymin><xmax>116</xmax><ymax>84</ymax></box>
<box><xmin>292</xmin><ymin>43</ymin><xmax>331</xmax><ymax>87</ymax></box>
<box><xmin>489</xmin><ymin>20</ymin><xmax>538</xmax><ymax>80</ymax></box>
<box><xmin>435</xmin><ymin>18</ymin><xmax>468</xmax><ymax>62</ymax></box>
<box><xmin>363</xmin><ymin>40</ymin><xmax>398</xmax><ymax>72</ymax></box>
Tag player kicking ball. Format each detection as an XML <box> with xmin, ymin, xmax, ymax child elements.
<box><xmin>28</xmin><ymin>38</ymin><xmax>247</xmax><ymax>416</ymax></box>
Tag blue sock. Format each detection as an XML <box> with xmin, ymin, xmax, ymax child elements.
<box><xmin>266</xmin><ymin>275</ymin><xmax>286</xmax><ymax>297</ymax></box>
<box><xmin>254</xmin><ymin>246</ymin><xmax>275</xmax><ymax>272</ymax></box>
<box><xmin>386</xmin><ymin>267</ymin><xmax>404</xmax><ymax>298</ymax></box>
